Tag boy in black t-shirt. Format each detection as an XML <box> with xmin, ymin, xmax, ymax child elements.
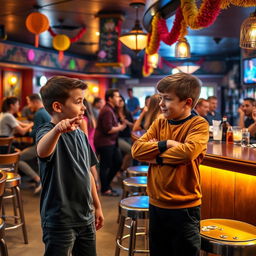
<box><xmin>36</xmin><ymin>76</ymin><xmax>104</xmax><ymax>256</ymax></box>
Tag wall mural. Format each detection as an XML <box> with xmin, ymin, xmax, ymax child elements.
<box><xmin>0</xmin><ymin>42</ymin><xmax>122</xmax><ymax>74</ymax></box>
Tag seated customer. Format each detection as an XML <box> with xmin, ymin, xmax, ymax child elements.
<box><xmin>205</xmin><ymin>96</ymin><xmax>222</xmax><ymax>125</ymax></box>
<box><xmin>195</xmin><ymin>98</ymin><xmax>210</xmax><ymax>118</ymax></box>
<box><xmin>133</xmin><ymin>94</ymin><xmax>161</xmax><ymax>132</ymax></box>
<box><xmin>0</xmin><ymin>96</ymin><xmax>33</xmax><ymax>138</ymax></box>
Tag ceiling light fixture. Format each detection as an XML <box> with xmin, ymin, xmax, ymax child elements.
<box><xmin>119</xmin><ymin>1</ymin><xmax>148</xmax><ymax>53</ymax></box>
<box><xmin>240</xmin><ymin>9</ymin><xmax>256</xmax><ymax>49</ymax></box>
<box><xmin>175</xmin><ymin>37</ymin><xmax>191</xmax><ymax>58</ymax></box>
<box><xmin>177</xmin><ymin>62</ymin><xmax>200</xmax><ymax>74</ymax></box>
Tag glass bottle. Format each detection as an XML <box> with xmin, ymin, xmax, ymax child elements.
<box><xmin>226</xmin><ymin>126</ymin><xmax>233</xmax><ymax>144</ymax></box>
<box><xmin>221</xmin><ymin>116</ymin><xmax>228</xmax><ymax>141</ymax></box>
<box><xmin>241</xmin><ymin>128</ymin><xmax>250</xmax><ymax>147</ymax></box>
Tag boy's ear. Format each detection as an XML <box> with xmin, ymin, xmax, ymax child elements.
<box><xmin>185</xmin><ymin>98</ymin><xmax>193</xmax><ymax>107</ymax></box>
<box><xmin>52</xmin><ymin>101</ymin><xmax>62</xmax><ymax>113</ymax></box>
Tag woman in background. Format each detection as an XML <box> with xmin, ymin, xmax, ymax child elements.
<box><xmin>133</xmin><ymin>94</ymin><xmax>162</xmax><ymax>131</ymax></box>
<box><xmin>80</xmin><ymin>98</ymin><xmax>100</xmax><ymax>191</ymax></box>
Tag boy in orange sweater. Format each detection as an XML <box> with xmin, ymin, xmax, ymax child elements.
<box><xmin>131</xmin><ymin>73</ymin><xmax>209</xmax><ymax>256</ymax></box>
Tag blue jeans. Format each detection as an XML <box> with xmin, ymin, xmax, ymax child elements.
<box><xmin>43</xmin><ymin>223</ymin><xmax>96</xmax><ymax>256</ymax></box>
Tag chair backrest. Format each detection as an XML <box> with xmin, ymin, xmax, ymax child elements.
<box><xmin>0</xmin><ymin>149</ymin><xmax>20</xmax><ymax>172</ymax></box>
<box><xmin>0</xmin><ymin>137</ymin><xmax>14</xmax><ymax>153</ymax></box>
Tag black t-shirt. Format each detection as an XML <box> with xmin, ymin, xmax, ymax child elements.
<box><xmin>36</xmin><ymin>123</ymin><xmax>98</xmax><ymax>228</ymax></box>
<box><xmin>244</xmin><ymin>117</ymin><xmax>254</xmax><ymax>128</ymax></box>
<box><xmin>119</xmin><ymin>111</ymin><xmax>133</xmax><ymax>138</ymax></box>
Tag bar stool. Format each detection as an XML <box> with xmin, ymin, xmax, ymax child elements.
<box><xmin>122</xmin><ymin>176</ymin><xmax>147</xmax><ymax>199</ymax></box>
<box><xmin>2</xmin><ymin>172</ymin><xmax>28</xmax><ymax>244</ymax></box>
<box><xmin>0</xmin><ymin>171</ymin><xmax>8</xmax><ymax>256</ymax></box>
<box><xmin>115</xmin><ymin>196</ymin><xmax>149</xmax><ymax>256</ymax></box>
<box><xmin>126</xmin><ymin>166</ymin><xmax>148</xmax><ymax>177</ymax></box>
<box><xmin>200</xmin><ymin>219</ymin><xmax>256</xmax><ymax>256</ymax></box>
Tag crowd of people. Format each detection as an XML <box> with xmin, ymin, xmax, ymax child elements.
<box><xmin>1</xmin><ymin>73</ymin><xmax>256</xmax><ymax>255</ymax></box>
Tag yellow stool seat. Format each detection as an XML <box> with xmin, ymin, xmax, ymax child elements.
<box><xmin>201</xmin><ymin>219</ymin><xmax>256</xmax><ymax>256</ymax></box>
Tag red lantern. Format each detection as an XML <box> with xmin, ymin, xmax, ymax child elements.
<box><xmin>26</xmin><ymin>12</ymin><xmax>49</xmax><ymax>47</ymax></box>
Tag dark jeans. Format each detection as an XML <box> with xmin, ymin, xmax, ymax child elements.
<box><xmin>149</xmin><ymin>204</ymin><xmax>201</xmax><ymax>256</ymax></box>
<box><xmin>96</xmin><ymin>145</ymin><xmax>122</xmax><ymax>193</ymax></box>
<box><xmin>43</xmin><ymin>223</ymin><xmax>96</xmax><ymax>256</ymax></box>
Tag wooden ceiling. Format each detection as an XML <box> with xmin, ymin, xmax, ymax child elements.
<box><xmin>0</xmin><ymin>0</ymin><xmax>254</xmax><ymax>59</ymax></box>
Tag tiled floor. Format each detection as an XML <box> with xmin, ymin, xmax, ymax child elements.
<box><xmin>4</xmin><ymin>184</ymin><xmax>121</xmax><ymax>256</ymax></box>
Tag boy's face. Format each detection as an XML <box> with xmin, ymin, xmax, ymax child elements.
<box><xmin>60</xmin><ymin>89</ymin><xmax>86</xmax><ymax>119</ymax></box>
<box><xmin>158</xmin><ymin>91</ymin><xmax>191</xmax><ymax>120</ymax></box>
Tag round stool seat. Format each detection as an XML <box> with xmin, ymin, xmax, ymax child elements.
<box><xmin>123</xmin><ymin>176</ymin><xmax>147</xmax><ymax>194</ymax></box>
<box><xmin>5</xmin><ymin>173</ymin><xmax>21</xmax><ymax>188</ymax></box>
<box><xmin>120</xmin><ymin>196</ymin><xmax>149</xmax><ymax>219</ymax></box>
<box><xmin>126</xmin><ymin>166</ymin><xmax>148</xmax><ymax>177</ymax></box>
<box><xmin>201</xmin><ymin>219</ymin><xmax>256</xmax><ymax>255</ymax></box>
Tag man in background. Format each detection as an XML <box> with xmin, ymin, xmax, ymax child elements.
<box><xmin>127</xmin><ymin>88</ymin><xmax>140</xmax><ymax>119</ymax></box>
<box><xmin>195</xmin><ymin>98</ymin><xmax>210</xmax><ymax>118</ymax></box>
<box><xmin>205</xmin><ymin>96</ymin><xmax>222</xmax><ymax>125</ymax></box>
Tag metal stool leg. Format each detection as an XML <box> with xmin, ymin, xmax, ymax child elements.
<box><xmin>11</xmin><ymin>188</ymin><xmax>18</xmax><ymax>224</ymax></box>
<box><xmin>115</xmin><ymin>215</ymin><xmax>126</xmax><ymax>256</ymax></box>
<box><xmin>0</xmin><ymin>238</ymin><xmax>8</xmax><ymax>256</ymax></box>
<box><xmin>14</xmin><ymin>186</ymin><xmax>28</xmax><ymax>244</ymax></box>
<box><xmin>128</xmin><ymin>219</ymin><xmax>137</xmax><ymax>256</ymax></box>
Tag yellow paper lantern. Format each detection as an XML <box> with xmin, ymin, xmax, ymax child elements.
<box><xmin>52</xmin><ymin>34</ymin><xmax>71</xmax><ymax>61</ymax></box>
<box><xmin>25</xmin><ymin>12</ymin><xmax>49</xmax><ymax>47</ymax></box>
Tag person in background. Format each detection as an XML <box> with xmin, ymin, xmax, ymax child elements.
<box><xmin>127</xmin><ymin>88</ymin><xmax>140</xmax><ymax>119</ymax></box>
<box><xmin>0</xmin><ymin>96</ymin><xmax>34</xmax><ymax>138</ymax></box>
<box><xmin>205</xmin><ymin>96</ymin><xmax>222</xmax><ymax>125</ymax></box>
<box><xmin>92</xmin><ymin>97</ymin><xmax>104</xmax><ymax>120</ymax></box>
<box><xmin>132</xmin><ymin>73</ymin><xmax>209</xmax><ymax>256</ymax></box>
<box><xmin>144</xmin><ymin>95</ymin><xmax>151</xmax><ymax>108</ymax></box>
<box><xmin>19</xmin><ymin>93</ymin><xmax>51</xmax><ymax>194</ymax></box>
<box><xmin>238</xmin><ymin>98</ymin><xmax>255</xmax><ymax>128</ymax></box>
<box><xmin>133</xmin><ymin>94</ymin><xmax>161</xmax><ymax>132</ymax></box>
<box><xmin>117</xmin><ymin>95</ymin><xmax>134</xmax><ymax>173</ymax></box>
<box><xmin>37</xmin><ymin>76</ymin><xmax>103</xmax><ymax>255</ymax></box>
<box><xmin>80</xmin><ymin>98</ymin><xmax>100</xmax><ymax>192</ymax></box>
<box><xmin>21</xmin><ymin>96</ymin><xmax>35</xmax><ymax>121</ymax></box>
<box><xmin>94</xmin><ymin>89</ymin><xmax>126</xmax><ymax>196</ymax></box>
<box><xmin>195</xmin><ymin>98</ymin><xmax>210</xmax><ymax>118</ymax></box>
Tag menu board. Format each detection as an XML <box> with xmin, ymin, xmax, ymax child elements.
<box><xmin>96</xmin><ymin>14</ymin><xmax>123</xmax><ymax>67</ymax></box>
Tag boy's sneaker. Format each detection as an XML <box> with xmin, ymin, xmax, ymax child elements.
<box><xmin>34</xmin><ymin>181</ymin><xmax>42</xmax><ymax>194</ymax></box>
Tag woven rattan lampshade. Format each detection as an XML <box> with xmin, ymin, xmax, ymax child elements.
<box><xmin>240</xmin><ymin>11</ymin><xmax>256</xmax><ymax>49</ymax></box>
<box><xmin>175</xmin><ymin>37</ymin><xmax>191</xmax><ymax>58</ymax></box>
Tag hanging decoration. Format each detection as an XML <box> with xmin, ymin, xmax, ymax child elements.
<box><xmin>120</xmin><ymin>54</ymin><xmax>132</xmax><ymax>74</ymax></box>
<box><xmin>180</xmin><ymin>0</ymin><xmax>222</xmax><ymax>30</ymax></box>
<box><xmin>146</xmin><ymin>13</ymin><xmax>160</xmax><ymax>55</ymax></box>
<box><xmin>52</xmin><ymin>34</ymin><xmax>71</xmax><ymax>61</ymax></box>
<box><xmin>25</xmin><ymin>12</ymin><xmax>49</xmax><ymax>47</ymax></box>
<box><xmin>48</xmin><ymin>26</ymin><xmax>86</xmax><ymax>43</ymax></box>
<box><xmin>221</xmin><ymin>0</ymin><xmax>256</xmax><ymax>9</ymax></box>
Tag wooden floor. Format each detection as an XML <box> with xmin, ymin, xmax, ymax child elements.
<box><xmin>4</xmin><ymin>182</ymin><xmax>122</xmax><ymax>256</ymax></box>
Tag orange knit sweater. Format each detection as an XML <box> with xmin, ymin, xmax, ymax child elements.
<box><xmin>131</xmin><ymin>115</ymin><xmax>209</xmax><ymax>209</ymax></box>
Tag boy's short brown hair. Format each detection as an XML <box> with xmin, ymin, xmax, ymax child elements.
<box><xmin>40</xmin><ymin>76</ymin><xmax>87</xmax><ymax>114</ymax></box>
<box><xmin>157</xmin><ymin>73</ymin><xmax>202</xmax><ymax>108</ymax></box>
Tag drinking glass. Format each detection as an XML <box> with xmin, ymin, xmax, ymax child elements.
<box><xmin>241</xmin><ymin>128</ymin><xmax>250</xmax><ymax>147</ymax></box>
<box><xmin>212</xmin><ymin>125</ymin><xmax>222</xmax><ymax>141</ymax></box>
<box><xmin>233</xmin><ymin>126</ymin><xmax>242</xmax><ymax>144</ymax></box>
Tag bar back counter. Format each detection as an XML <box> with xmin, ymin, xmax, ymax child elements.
<box><xmin>201</xmin><ymin>142</ymin><xmax>256</xmax><ymax>225</ymax></box>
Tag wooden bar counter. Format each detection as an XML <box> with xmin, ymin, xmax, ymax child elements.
<box><xmin>200</xmin><ymin>141</ymin><xmax>256</xmax><ymax>225</ymax></box>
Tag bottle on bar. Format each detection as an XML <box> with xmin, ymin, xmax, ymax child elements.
<box><xmin>226</xmin><ymin>126</ymin><xmax>233</xmax><ymax>144</ymax></box>
<box><xmin>221</xmin><ymin>116</ymin><xmax>228</xmax><ymax>141</ymax></box>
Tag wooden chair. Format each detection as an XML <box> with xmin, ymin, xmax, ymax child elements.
<box><xmin>0</xmin><ymin>149</ymin><xmax>20</xmax><ymax>173</ymax></box>
<box><xmin>0</xmin><ymin>137</ymin><xmax>14</xmax><ymax>154</ymax></box>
